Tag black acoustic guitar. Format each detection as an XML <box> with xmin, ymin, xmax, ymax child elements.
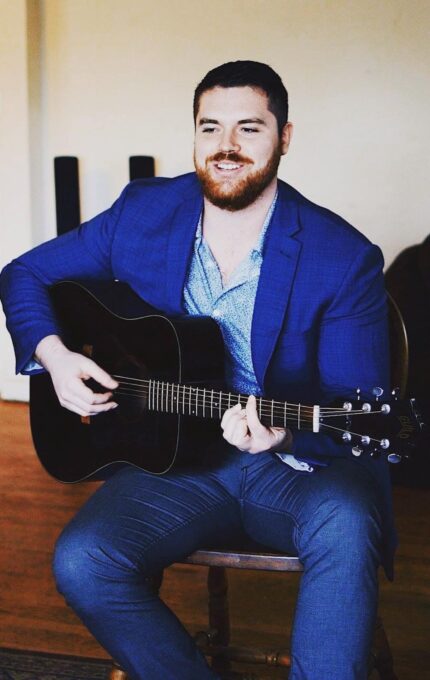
<box><xmin>29</xmin><ymin>281</ymin><xmax>422</xmax><ymax>483</ymax></box>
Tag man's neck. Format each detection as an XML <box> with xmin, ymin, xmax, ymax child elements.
<box><xmin>201</xmin><ymin>178</ymin><xmax>278</xmax><ymax>285</ymax></box>
<box><xmin>202</xmin><ymin>178</ymin><xmax>278</xmax><ymax>242</ymax></box>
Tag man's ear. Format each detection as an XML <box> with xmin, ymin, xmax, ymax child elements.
<box><xmin>281</xmin><ymin>122</ymin><xmax>293</xmax><ymax>155</ymax></box>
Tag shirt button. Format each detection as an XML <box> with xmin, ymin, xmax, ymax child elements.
<box><xmin>212</xmin><ymin>308</ymin><xmax>221</xmax><ymax>318</ymax></box>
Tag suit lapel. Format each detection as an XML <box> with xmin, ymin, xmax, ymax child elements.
<box><xmin>164</xmin><ymin>178</ymin><xmax>303</xmax><ymax>391</ymax></box>
<box><xmin>165</xmin><ymin>184</ymin><xmax>203</xmax><ymax>313</ymax></box>
<box><xmin>251</xmin><ymin>182</ymin><xmax>302</xmax><ymax>390</ymax></box>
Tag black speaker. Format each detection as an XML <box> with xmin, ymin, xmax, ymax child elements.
<box><xmin>54</xmin><ymin>156</ymin><xmax>81</xmax><ymax>235</ymax></box>
<box><xmin>129</xmin><ymin>156</ymin><xmax>155</xmax><ymax>181</ymax></box>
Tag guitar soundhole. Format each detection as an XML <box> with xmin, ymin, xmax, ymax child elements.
<box><xmin>113</xmin><ymin>356</ymin><xmax>148</xmax><ymax>424</ymax></box>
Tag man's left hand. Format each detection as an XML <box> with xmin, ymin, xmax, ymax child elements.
<box><xmin>220</xmin><ymin>395</ymin><xmax>293</xmax><ymax>454</ymax></box>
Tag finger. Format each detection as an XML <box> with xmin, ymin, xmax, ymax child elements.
<box><xmin>220</xmin><ymin>402</ymin><xmax>243</xmax><ymax>430</ymax></box>
<box><xmin>223</xmin><ymin>410</ymin><xmax>250</xmax><ymax>445</ymax></box>
<box><xmin>81</xmin><ymin>358</ymin><xmax>118</xmax><ymax>390</ymax></box>
<box><xmin>245</xmin><ymin>395</ymin><xmax>267</xmax><ymax>435</ymax></box>
<box><xmin>91</xmin><ymin>391</ymin><xmax>115</xmax><ymax>404</ymax></box>
<box><xmin>60</xmin><ymin>397</ymin><xmax>117</xmax><ymax>417</ymax></box>
<box><xmin>69</xmin><ymin>377</ymin><xmax>113</xmax><ymax>406</ymax></box>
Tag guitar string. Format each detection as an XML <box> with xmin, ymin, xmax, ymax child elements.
<box><xmin>113</xmin><ymin>386</ymin><xmax>380</xmax><ymax>426</ymax></box>
<box><xmin>112</xmin><ymin>378</ymin><xmax>315</xmax><ymax>415</ymax></box>
<box><xmin>113</xmin><ymin>388</ymin><xmax>386</xmax><ymax>446</ymax></box>
<box><xmin>113</xmin><ymin>380</ymin><xmax>379</xmax><ymax>418</ymax></box>
<box><xmin>113</xmin><ymin>382</ymin><xmax>381</xmax><ymax>417</ymax></box>
<box><xmin>112</xmin><ymin>373</ymin><xmax>390</xmax><ymax>413</ymax></box>
<box><xmin>319</xmin><ymin>422</ymin><xmax>382</xmax><ymax>444</ymax></box>
<box><xmin>112</xmin><ymin>374</ymin><xmax>382</xmax><ymax>415</ymax></box>
<box><xmin>114</xmin><ymin>388</ymin><xmax>314</xmax><ymax>422</ymax></box>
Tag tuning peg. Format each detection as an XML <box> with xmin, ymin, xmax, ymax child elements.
<box><xmin>356</xmin><ymin>388</ymin><xmax>361</xmax><ymax>401</ymax></box>
<box><xmin>372</xmin><ymin>387</ymin><xmax>384</xmax><ymax>401</ymax></box>
<box><xmin>352</xmin><ymin>446</ymin><xmax>363</xmax><ymax>457</ymax></box>
<box><xmin>387</xmin><ymin>453</ymin><xmax>402</xmax><ymax>464</ymax></box>
<box><xmin>391</xmin><ymin>387</ymin><xmax>400</xmax><ymax>400</ymax></box>
<box><xmin>380</xmin><ymin>438</ymin><xmax>390</xmax><ymax>449</ymax></box>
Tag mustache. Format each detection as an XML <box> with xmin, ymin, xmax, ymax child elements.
<box><xmin>207</xmin><ymin>152</ymin><xmax>253</xmax><ymax>165</ymax></box>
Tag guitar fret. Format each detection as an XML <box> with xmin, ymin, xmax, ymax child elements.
<box><xmin>130</xmin><ymin>378</ymin><xmax>314</xmax><ymax>434</ymax></box>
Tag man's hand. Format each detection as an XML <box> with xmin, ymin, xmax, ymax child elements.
<box><xmin>35</xmin><ymin>335</ymin><xmax>118</xmax><ymax>417</ymax></box>
<box><xmin>220</xmin><ymin>394</ymin><xmax>293</xmax><ymax>454</ymax></box>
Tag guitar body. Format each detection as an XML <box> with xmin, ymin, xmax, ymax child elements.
<box><xmin>30</xmin><ymin>281</ymin><xmax>225</xmax><ymax>482</ymax></box>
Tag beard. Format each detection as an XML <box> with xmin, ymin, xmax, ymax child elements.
<box><xmin>194</xmin><ymin>144</ymin><xmax>282</xmax><ymax>211</ymax></box>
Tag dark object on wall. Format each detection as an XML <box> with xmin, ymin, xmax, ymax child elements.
<box><xmin>129</xmin><ymin>156</ymin><xmax>155</xmax><ymax>181</ymax></box>
<box><xmin>385</xmin><ymin>235</ymin><xmax>430</xmax><ymax>487</ymax></box>
<box><xmin>54</xmin><ymin>157</ymin><xmax>81</xmax><ymax>236</ymax></box>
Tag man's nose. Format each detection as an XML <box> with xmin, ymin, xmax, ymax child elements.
<box><xmin>219</xmin><ymin>129</ymin><xmax>240</xmax><ymax>154</ymax></box>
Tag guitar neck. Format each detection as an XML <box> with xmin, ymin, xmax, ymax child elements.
<box><xmin>116</xmin><ymin>378</ymin><xmax>318</xmax><ymax>432</ymax></box>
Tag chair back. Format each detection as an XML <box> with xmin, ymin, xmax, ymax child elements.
<box><xmin>387</xmin><ymin>291</ymin><xmax>409</xmax><ymax>397</ymax></box>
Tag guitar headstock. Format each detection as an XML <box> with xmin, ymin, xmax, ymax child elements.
<box><xmin>320</xmin><ymin>388</ymin><xmax>425</xmax><ymax>462</ymax></box>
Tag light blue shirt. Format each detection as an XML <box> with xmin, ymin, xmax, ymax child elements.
<box><xmin>183</xmin><ymin>195</ymin><xmax>313</xmax><ymax>472</ymax></box>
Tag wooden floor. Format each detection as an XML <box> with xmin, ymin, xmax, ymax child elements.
<box><xmin>0</xmin><ymin>400</ymin><xmax>429</xmax><ymax>678</ymax></box>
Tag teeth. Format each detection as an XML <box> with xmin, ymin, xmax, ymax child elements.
<box><xmin>217</xmin><ymin>162</ymin><xmax>240</xmax><ymax>170</ymax></box>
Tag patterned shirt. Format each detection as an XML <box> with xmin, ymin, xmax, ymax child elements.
<box><xmin>183</xmin><ymin>195</ymin><xmax>313</xmax><ymax>472</ymax></box>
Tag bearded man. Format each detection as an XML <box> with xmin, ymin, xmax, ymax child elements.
<box><xmin>0</xmin><ymin>61</ymin><xmax>394</xmax><ymax>680</ymax></box>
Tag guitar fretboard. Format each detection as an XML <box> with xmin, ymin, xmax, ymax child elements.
<box><xmin>114</xmin><ymin>377</ymin><xmax>317</xmax><ymax>431</ymax></box>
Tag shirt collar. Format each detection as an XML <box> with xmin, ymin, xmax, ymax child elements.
<box><xmin>194</xmin><ymin>191</ymin><xmax>278</xmax><ymax>255</ymax></box>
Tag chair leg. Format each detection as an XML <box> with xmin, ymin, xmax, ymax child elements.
<box><xmin>371</xmin><ymin>616</ymin><xmax>399</xmax><ymax>680</ymax></box>
<box><xmin>208</xmin><ymin>565</ymin><xmax>231</xmax><ymax>674</ymax></box>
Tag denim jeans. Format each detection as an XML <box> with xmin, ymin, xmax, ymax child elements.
<box><xmin>53</xmin><ymin>446</ymin><xmax>383</xmax><ymax>680</ymax></box>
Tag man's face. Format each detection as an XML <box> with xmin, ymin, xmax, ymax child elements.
<box><xmin>194</xmin><ymin>86</ymin><xmax>291</xmax><ymax>211</ymax></box>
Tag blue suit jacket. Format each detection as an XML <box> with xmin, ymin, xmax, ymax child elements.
<box><xmin>0</xmin><ymin>173</ymin><xmax>395</xmax><ymax>573</ymax></box>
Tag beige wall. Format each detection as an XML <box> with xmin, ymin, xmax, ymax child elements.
<box><xmin>1</xmin><ymin>0</ymin><xmax>430</xmax><ymax>399</ymax></box>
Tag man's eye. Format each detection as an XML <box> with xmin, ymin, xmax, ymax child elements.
<box><xmin>202</xmin><ymin>127</ymin><xmax>216</xmax><ymax>133</ymax></box>
<box><xmin>241</xmin><ymin>127</ymin><xmax>259</xmax><ymax>134</ymax></box>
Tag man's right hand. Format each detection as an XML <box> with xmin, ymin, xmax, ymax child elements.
<box><xmin>35</xmin><ymin>335</ymin><xmax>119</xmax><ymax>417</ymax></box>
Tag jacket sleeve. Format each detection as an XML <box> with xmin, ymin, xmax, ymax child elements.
<box><xmin>291</xmin><ymin>242</ymin><xmax>391</xmax><ymax>462</ymax></box>
<box><xmin>0</xmin><ymin>185</ymin><xmax>129</xmax><ymax>374</ymax></box>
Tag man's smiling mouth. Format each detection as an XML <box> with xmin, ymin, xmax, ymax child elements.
<box><xmin>216</xmin><ymin>162</ymin><xmax>242</xmax><ymax>170</ymax></box>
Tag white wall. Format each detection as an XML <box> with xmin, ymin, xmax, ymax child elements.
<box><xmin>0</xmin><ymin>0</ymin><xmax>33</xmax><ymax>400</ymax></box>
<box><xmin>1</xmin><ymin>0</ymin><xmax>430</xmax><ymax>399</ymax></box>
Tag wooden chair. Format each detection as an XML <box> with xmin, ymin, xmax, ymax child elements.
<box><xmin>109</xmin><ymin>294</ymin><xmax>407</xmax><ymax>680</ymax></box>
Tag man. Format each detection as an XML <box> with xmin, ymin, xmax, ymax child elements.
<box><xmin>0</xmin><ymin>61</ymin><xmax>394</xmax><ymax>679</ymax></box>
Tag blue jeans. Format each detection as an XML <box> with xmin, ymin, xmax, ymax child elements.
<box><xmin>53</xmin><ymin>446</ymin><xmax>383</xmax><ymax>680</ymax></box>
